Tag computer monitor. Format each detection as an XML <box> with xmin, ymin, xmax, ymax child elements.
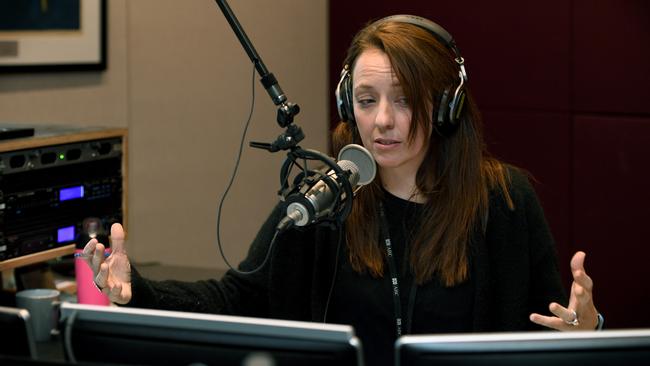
<box><xmin>60</xmin><ymin>303</ymin><xmax>363</xmax><ymax>366</ymax></box>
<box><xmin>395</xmin><ymin>330</ymin><xmax>650</xmax><ymax>366</ymax></box>
<box><xmin>0</xmin><ymin>306</ymin><xmax>37</xmax><ymax>359</ymax></box>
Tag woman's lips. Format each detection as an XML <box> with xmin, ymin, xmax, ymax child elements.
<box><xmin>374</xmin><ymin>138</ymin><xmax>400</xmax><ymax>149</ymax></box>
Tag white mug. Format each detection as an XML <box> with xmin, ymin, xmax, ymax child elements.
<box><xmin>15</xmin><ymin>289</ymin><xmax>61</xmax><ymax>342</ymax></box>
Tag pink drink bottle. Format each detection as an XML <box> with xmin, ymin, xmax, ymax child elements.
<box><xmin>75</xmin><ymin>218</ymin><xmax>111</xmax><ymax>305</ymax></box>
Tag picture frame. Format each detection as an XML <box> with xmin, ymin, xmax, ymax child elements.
<box><xmin>0</xmin><ymin>0</ymin><xmax>107</xmax><ymax>72</ymax></box>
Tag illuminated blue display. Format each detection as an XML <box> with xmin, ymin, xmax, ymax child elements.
<box><xmin>59</xmin><ymin>185</ymin><xmax>84</xmax><ymax>201</ymax></box>
<box><xmin>57</xmin><ymin>226</ymin><xmax>75</xmax><ymax>243</ymax></box>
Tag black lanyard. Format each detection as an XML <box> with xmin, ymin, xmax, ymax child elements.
<box><xmin>378</xmin><ymin>202</ymin><xmax>417</xmax><ymax>338</ymax></box>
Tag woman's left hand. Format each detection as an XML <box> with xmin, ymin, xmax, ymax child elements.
<box><xmin>530</xmin><ymin>251</ymin><xmax>599</xmax><ymax>330</ymax></box>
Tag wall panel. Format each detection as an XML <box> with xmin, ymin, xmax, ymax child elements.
<box><xmin>483</xmin><ymin>110</ymin><xmax>572</xmax><ymax>279</ymax></box>
<box><xmin>573</xmin><ymin>115</ymin><xmax>650</xmax><ymax>328</ymax></box>
<box><xmin>573</xmin><ymin>0</ymin><xmax>650</xmax><ymax>114</ymax></box>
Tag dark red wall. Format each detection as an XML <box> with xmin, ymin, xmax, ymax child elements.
<box><xmin>328</xmin><ymin>0</ymin><xmax>650</xmax><ymax>328</ymax></box>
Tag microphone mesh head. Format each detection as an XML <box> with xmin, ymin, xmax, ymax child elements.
<box><xmin>338</xmin><ymin>144</ymin><xmax>376</xmax><ymax>185</ymax></box>
<box><xmin>337</xmin><ymin>160</ymin><xmax>360</xmax><ymax>186</ymax></box>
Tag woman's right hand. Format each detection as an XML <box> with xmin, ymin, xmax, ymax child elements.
<box><xmin>81</xmin><ymin>223</ymin><xmax>132</xmax><ymax>304</ymax></box>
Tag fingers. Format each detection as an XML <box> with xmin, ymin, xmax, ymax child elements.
<box><xmin>549</xmin><ymin>302</ymin><xmax>576</xmax><ymax>323</ymax></box>
<box><xmin>109</xmin><ymin>281</ymin><xmax>122</xmax><ymax>298</ymax></box>
<box><xmin>82</xmin><ymin>223</ymin><xmax>131</xmax><ymax>305</ymax></box>
<box><xmin>530</xmin><ymin>303</ymin><xmax>580</xmax><ymax>331</ymax></box>
<box><xmin>95</xmin><ymin>262</ymin><xmax>109</xmax><ymax>290</ymax></box>
<box><xmin>571</xmin><ymin>281</ymin><xmax>592</xmax><ymax>307</ymax></box>
<box><xmin>108</xmin><ymin>281</ymin><xmax>129</xmax><ymax>305</ymax></box>
<box><xmin>101</xmin><ymin>269</ymin><xmax>132</xmax><ymax>305</ymax></box>
<box><xmin>81</xmin><ymin>238</ymin><xmax>98</xmax><ymax>268</ymax></box>
<box><xmin>568</xmin><ymin>251</ymin><xmax>599</xmax><ymax>329</ymax></box>
<box><xmin>529</xmin><ymin>313</ymin><xmax>566</xmax><ymax>330</ymax></box>
<box><xmin>569</xmin><ymin>251</ymin><xmax>594</xmax><ymax>316</ymax></box>
<box><xmin>571</xmin><ymin>251</ymin><xmax>593</xmax><ymax>293</ymax></box>
<box><xmin>531</xmin><ymin>251</ymin><xmax>600</xmax><ymax>331</ymax></box>
<box><xmin>570</xmin><ymin>251</ymin><xmax>585</xmax><ymax>272</ymax></box>
<box><xmin>82</xmin><ymin>240</ymin><xmax>106</xmax><ymax>275</ymax></box>
<box><xmin>93</xmin><ymin>242</ymin><xmax>107</xmax><ymax>265</ymax></box>
<box><xmin>95</xmin><ymin>263</ymin><xmax>121</xmax><ymax>303</ymax></box>
<box><xmin>110</xmin><ymin>223</ymin><xmax>126</xmax><ymax>253</ymax></box>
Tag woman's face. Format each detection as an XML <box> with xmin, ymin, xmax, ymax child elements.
<box><xmin>352</xmin><ymin>48</ymin><xmax>429</xmax><ymax>175</ymax></box>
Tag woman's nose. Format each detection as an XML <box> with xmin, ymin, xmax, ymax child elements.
<box><xmin>374</xmin><ymin>99</ymin><xmax>394</xmax><ymax>130</ymax></box>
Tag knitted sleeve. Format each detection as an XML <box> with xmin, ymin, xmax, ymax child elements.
<box><xmin>124</xmin><ymin>204</ymin><xmax>285</xmax><ymax>317</ymax></box>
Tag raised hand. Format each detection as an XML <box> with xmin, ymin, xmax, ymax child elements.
<box><xmin>529</xmin><ymin>251</ymin><xmax>599</xmax><ymax>330</ymax></box>
<box><xmin>81</xmin><ymin>223</ymin><xmax>132</xmax><ymax>304</ymax></box>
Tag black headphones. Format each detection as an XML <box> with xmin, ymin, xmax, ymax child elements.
<box><xmin>335</xmin><ymin>15</ymin><xmax>468</xmax><ymax>137</ymax></box>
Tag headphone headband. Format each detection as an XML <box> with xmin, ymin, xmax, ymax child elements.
<box><xmin>373</xmin><ymin>15</ymin><xmax>467</xmax><ymax>82</ymax></box>
<box><xmin>375</xmin><ymin>15</ymin><xmax>454</xmax><ymax>51</ymax></box>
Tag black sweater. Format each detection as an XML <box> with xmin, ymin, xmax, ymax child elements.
<box><xmin>327</xmin><ymin>190</ymin><xmax>475</xmax><ymax>366</ymax></box>
<box><xmin>128</xmin><ymin>169</ymin><xmax>567</xmax><ymax>358</ymax></box>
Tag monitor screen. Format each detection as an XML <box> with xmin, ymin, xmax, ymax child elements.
<box><xmin>60</xmin><ymin>303</ymin><xmax>363</xmax><ymax>366</ymax></box>
<box><xmin>396</xmin><ymin>330</ymin><xmax>650</xmax><ymax>366</ymax></box>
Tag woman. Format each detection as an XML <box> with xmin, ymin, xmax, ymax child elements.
<box><xmin>83</xmin><ymin>15</ymin><xmax>600</xmax><ymax>366</ymax></box>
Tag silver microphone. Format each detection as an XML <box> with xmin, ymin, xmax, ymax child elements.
<box><xmin>279</xmin><ymin>144</ymin><xmax>376</xmax><ymax>230</ymax></box>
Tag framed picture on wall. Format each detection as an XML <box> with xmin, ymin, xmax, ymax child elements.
<box><xmin>0</xmin><ymin>0</ymin><xmax>106</xmax><ymax>72</ymax></box>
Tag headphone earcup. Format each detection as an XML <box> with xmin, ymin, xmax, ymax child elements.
<box><xmin>435</xmin><ymin>79</ymin><xmax>466</xmax><ymax>136</ymax></box>
<box><xmin>435</xmin><ymin>88</ymin><xmax>452</xmax><ymax>136</ymax></box>
<box><xmin>448</xmin><ymin>87</ymin><xmax>466</xmax><ymax>127</ymax></box>
<box><xmin>336</xmin><ymin>67</ymin><xmax>355</xmax><ymax>124</ymax></box>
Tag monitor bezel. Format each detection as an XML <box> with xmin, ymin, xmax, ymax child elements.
<box><xmin>395</xmin><ymin>329</ymin><xmax>650</xmax><ymax>366</ymax></box>
<box><xmin>0</xmin><ymin>305</ymin><xmax>37</xmax><ymax>359</ymax></box>
<box><xmin>61</xmin><ymin>303</ymin><xmax>363</xmax><ymax>365</ymax></box>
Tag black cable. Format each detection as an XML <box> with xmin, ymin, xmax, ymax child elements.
<box><xmin>215</xmin><ymin>63</ymin><xmax>281</xmax><ymax>275</ymax></box>
<box><xmin>235</xmin><ymin>230</ymin><xmax>281</xmax><ymax>275</ymax></box>
<box><xmin>216</xmin><ymin>62</ymin><xmax>257</xmax><ymax>273</ymax></box>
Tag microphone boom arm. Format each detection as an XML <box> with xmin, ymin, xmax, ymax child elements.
<box><xmin>215</xmin><ymin>1</ymin><xmax>355</xmax><ymax>229</ymax></box>
<box><xmin>214</xmin><ymin>0</ymin><xmax>304</xmax><ymax>151</ymax></box>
